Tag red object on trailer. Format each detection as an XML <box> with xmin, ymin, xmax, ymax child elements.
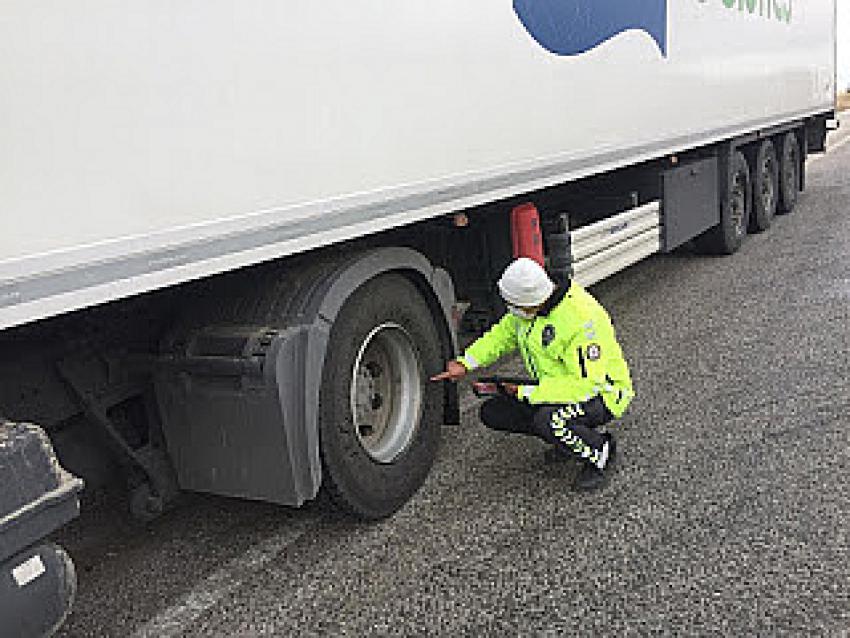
<box><xmin>511</xmin><ymin>203</ymin><xmax>545</xmax><ymax>266</ymax></box>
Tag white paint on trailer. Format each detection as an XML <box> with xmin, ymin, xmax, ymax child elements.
<box><xmin>0</xmin><ymin>1</ymin><xmax>837</xmax><ymax>328</ymax></box>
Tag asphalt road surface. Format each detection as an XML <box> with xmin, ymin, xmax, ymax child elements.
<box><xmin>56</xmin><ymin>125</ymin><xmax>850</xmax><ymax>637</ymax></box>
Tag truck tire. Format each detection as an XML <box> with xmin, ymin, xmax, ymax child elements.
<box><xmin>694</xmin><ymin>150</ymin><xmax>751</xmax><ymax>255</ymax></box>
<box><xmin>318</xmin><ymin>273</ymin><xmax>442</xmax><ymax>520</ymax></box>
<box><xmin>777</xmin><ymin>132</ymin><xmax>800</xmax><ymax>214</ymax></box>
<box><xmin>749</xmin><ymin>140</ymin><xmax>779</xmax><ymax>233</ymax></box>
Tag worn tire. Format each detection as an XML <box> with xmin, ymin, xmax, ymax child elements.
<box><xmin>749</xmin><ymin>140</ymin><xmax>779</xmax><ymax>233</ymax></box>
<box><xmin>777</xmin><ymin>132</ymin><xmax>800</xmax><ymax>214</ymax></box>
<box><xmin>694</xmin><ymin>150</ymin><xmax>751</xmax><ymax>255</ymax></box>
<box><xmin>318</xmin><ymin>273</ymin><xmax>442</xmax><ymax>520</ymax></box>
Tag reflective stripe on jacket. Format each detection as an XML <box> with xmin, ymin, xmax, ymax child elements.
<box><xmin>459</xmin><ymin>282</ymin><xmax>634</xmax><ymax>418</ymax></box>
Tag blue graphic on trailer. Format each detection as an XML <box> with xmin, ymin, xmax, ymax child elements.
<box><xmin>513</xmin><ymin>0</ymin><xmax>668</xmax><ymax>58</ymax></box>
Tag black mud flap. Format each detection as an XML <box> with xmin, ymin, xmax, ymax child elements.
<box><xmin>155</xmin><ymin>325</ymin><xmax>320</xmax><ymax>507</ymax></box>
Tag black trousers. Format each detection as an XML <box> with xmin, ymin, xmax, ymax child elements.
<box><xmin>480</xmin><ymin>395</ymin><xmax>614</xmax><ymax>465</ymax></box>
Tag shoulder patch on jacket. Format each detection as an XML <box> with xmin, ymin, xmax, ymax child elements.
<box><xmin>542</xmin><ymin>324</ymin><xmax>556</xmax><ymax>347</ymax></box>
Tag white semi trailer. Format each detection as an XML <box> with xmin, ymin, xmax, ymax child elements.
<box><xmin>0</xmin><ymin>1</ymin><xmax>838</xmax><ymax>630</ymax></box>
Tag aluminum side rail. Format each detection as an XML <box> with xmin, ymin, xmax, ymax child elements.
<box><xmin>570</xmin><ymin>202</ymin><xmax>662</xmax><ymax>288</ymax></box>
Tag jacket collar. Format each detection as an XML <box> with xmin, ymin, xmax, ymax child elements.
<box><xmin>538</xmin><ymin>281</ymin><xmax>571</xmax><ymax>317</ymax></box>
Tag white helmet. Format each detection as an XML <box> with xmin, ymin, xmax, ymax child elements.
<box><xmin>497</xmin><ymin>258</ymin><xmax>555</xmax><ymax>307</ymax></box>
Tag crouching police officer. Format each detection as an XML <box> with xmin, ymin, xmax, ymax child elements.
<box><xmin>432</xmin><ymin>257</ymin><xmax>634</xmax><ymax>491</ymax></box>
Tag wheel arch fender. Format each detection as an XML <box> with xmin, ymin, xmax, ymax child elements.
<box><xmin>154</xmin><ymin>247</ymin><xmax>458</xmax><ymax>508</ymax></box>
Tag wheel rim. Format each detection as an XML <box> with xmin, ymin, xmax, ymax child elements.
<box><xmin>350</xmin><ymin>323</ymin><xmax>423</xmax><ymax>464</ymax></box>
<box><xmin>760</xmin><ymin>154</ymin><xmax>776</xmax><ymax>215</ymax></box>
<box><xmin>730</xmin><ymin>170</ymin><xmax>747</xmax><ymax>237</ymax></box>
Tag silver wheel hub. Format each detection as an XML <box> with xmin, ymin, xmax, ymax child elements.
<box><xmin>350</xmin><ymin>323</ymin><xmax>423</xmax><ymax>464</ymax></box>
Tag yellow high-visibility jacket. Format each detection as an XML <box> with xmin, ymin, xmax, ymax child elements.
<box><xmin>459</xmin><ymin>282</ymin><xmax>634</xmax><ymax>417</ymax></box>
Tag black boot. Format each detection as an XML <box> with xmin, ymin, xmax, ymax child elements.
<box><xmin>573</xmin><ymin>434</ymin><xmax>616</xmax><ymax>492</ymax></box>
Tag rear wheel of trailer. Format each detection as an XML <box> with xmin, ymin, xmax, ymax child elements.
<box><xmin>694</xmin><ymin>150</ymin><xmax>752</xmax><ymax>255</ymax></box>
<box><xmin>749</xmin><ymin>140</ymin><xmax>780</xmax><ymax>233</ymax></box>
<box><xmin>778</xmin><ymin>132</ymin><xmax>802</xmax><ymax>214</ymax></box>
<box><xmin>318</xmin><ymin>274</ymin><xmax>443</xmax><ymax>520</ymax></box>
